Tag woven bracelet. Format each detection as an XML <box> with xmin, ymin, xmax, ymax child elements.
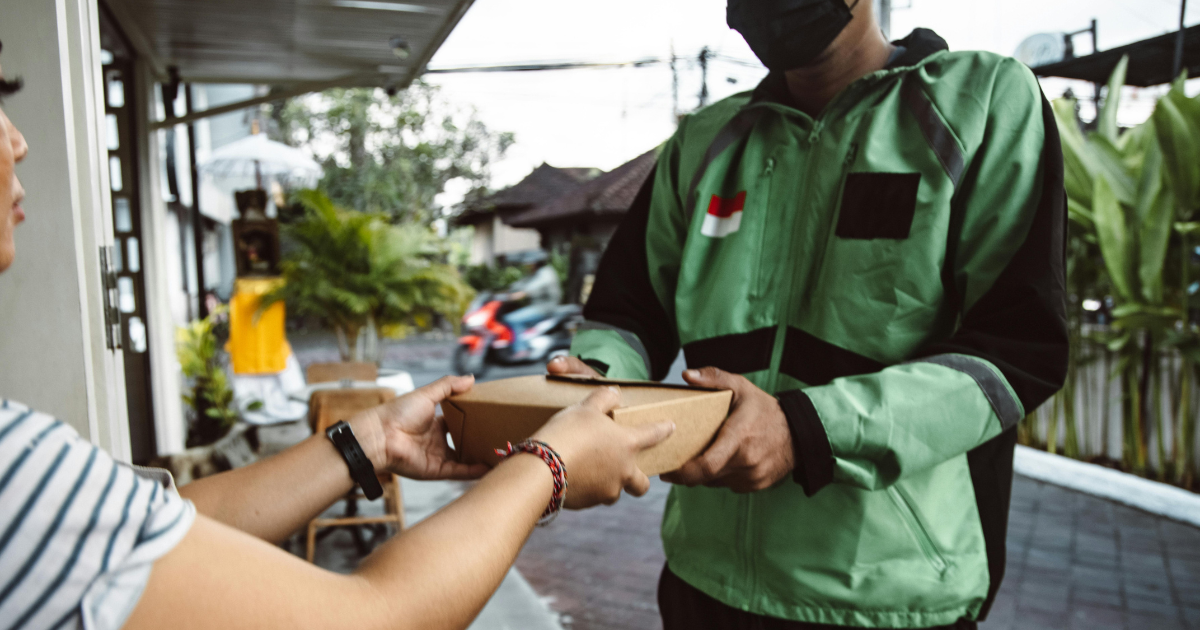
<box><xmin>495</xmin><ymin>439</ymin><xmax>567</xmax><ymax>526</ymax></box>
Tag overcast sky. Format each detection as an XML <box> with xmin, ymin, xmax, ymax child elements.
<box><xmin>427</xmin><ymin>0</ymin><xmax>1200</xmax><ymax>198</ymax></box>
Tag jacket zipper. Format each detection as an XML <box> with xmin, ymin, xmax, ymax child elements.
<box><xmin>752</xmin><ymin>157</ymin><xmax>777</xmax><ymax>298</ymax></box>
<box><xmin>888</xmin><ymin>485</ymin><xmax>949</xmax><ymax>574</ymax></box>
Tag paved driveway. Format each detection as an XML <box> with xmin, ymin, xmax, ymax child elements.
<box><xmin>515</xmin><ymin>476</ymin><xmax>1200</xmax><ymax>630</ymax></box>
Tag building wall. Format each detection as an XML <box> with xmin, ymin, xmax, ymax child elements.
<box><xmin>492</xmin><ymin>215</ymin><xmax>541</xmax><ymax>258</ymax></box>
<box><xmin>468</xmin><ymin>215</ymin><xmax>542</xmax><ymax>265</ymax></box>
<box><xmin>0</xmin><ymin>0</ymin><xmax>131</xmax><ymax>457</ymax></box>
<box><xmin>470</xmin><ymin>219</ymin><xmax>495</xmax><ymax>265</ymax></box>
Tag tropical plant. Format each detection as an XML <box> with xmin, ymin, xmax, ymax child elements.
<box><xmin>263</xmin><ymin>190</ymin><xmax>472</xmax><ymax>362</ymax></box>
<box><xmin>177</xmin><ymin>305</ymin><xmax>239</xmax><ymax>447</ymax></box>
<box><xmin>1051</xmin><ymin>56</ymin><xmax>1200</xmax><ymax>486</ymax></box>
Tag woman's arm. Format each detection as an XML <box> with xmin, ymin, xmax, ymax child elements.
<box><xmin>125</xmin><ymin>388</ymin><xmax>673</xmax><ymax>630</ymax></box>
<box><xmin>179</xmin><ymin>376</ymin><xmax>487</xmax><ymax>543</ymax></box>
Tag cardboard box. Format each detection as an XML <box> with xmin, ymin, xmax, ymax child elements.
<box><xmin>442</xmin><ymin>374</ymin><xmax>733</xmax><ymax>476</ymax></box>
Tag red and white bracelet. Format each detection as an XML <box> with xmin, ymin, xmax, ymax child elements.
<box><xmin>495</xmin><ymin>439</ymin><xmax>567</xmax><ymax>526</ymax></box>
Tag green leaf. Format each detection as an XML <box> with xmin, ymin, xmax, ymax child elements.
<box><xmin>1139</xmin><ymin>186</ymin><xmax>1174</xmax><ymax>303</ymax></box>
<box><xmin>1054</xmin><ymin>97</ymin><xmax>1095</xmax><ymax>206</ymax></box>
<box><xmin>1175</xmin><ymin>221</ymin><xmax>1200</xmax><ymax>235</ymax></box>
<box><xmin>1088</xmin><ymin>133</ymin><xmax>1138</xmax><ymax>206</ymax></box>
<box><xmin>1152</xmin><ymin>88</ymin><xmax>1200</xmax><ymax>212</ymax></box>
<box><xmin>1092</xmin><ymin>174</ymin><xmax>1136</xmax><ymax>302</ymax></box>
<box><xmin>246</xmin><ymin>400</ymin><xmax>264</xmax><ymax>412</ymax></box>
<box><xmin>1098</xmin><ymin>55</ymin><xmax>1129</xmax><ymax>143</ymax></box>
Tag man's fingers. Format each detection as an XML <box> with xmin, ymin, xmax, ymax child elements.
<box><xmin>625</xmin><ymin>470</ymin><xmax>652</xmax><ymax>497</ymax></box>
<box><xmin>579</xmin><ymin>386</ymin><xmax>622</xmax><ymax>414</ymax></box>
<box><xmin>682</xmin><ymin>366</ymin><xmax>744</xmax><ymax>392</ymax></box>
<box><xmin>547</xmin><ymin>355</ymin><xmax>600</xmax><ymax>377</ymax></box>
<box><xmin>662</xmin><ymin>427</ymin><xmax>740</xmax><ymax>486</ymax></box>
<box><xmin>630</xmin><ymin>421</ymin><xmax>675</xmax><ymax>450</ymax></box>
<box><xmin>418</xmin><ymin>374</ymin><xmax>475</xmax><ymax>403</ymax></box>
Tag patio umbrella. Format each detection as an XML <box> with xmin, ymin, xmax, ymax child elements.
<box><xmin>200</xmin><ymin>132</ymin><xmax>323</xmax><ymax>189</ymax></box>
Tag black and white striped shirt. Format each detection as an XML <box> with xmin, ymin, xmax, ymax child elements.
<box><xmin>0</xmin><ymin>399</ymin><xmax>195</xmax><ymax>630</ymax></box>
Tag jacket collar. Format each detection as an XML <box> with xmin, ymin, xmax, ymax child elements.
<box><xmin>750</xmin><ymin>28</ymin><xmax>949</xmax><ymax>106</ymax></box>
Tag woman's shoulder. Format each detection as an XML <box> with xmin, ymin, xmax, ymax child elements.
<box><xmin>0</xmin><ymin>397</ymin><xmax>196</xmax><ymax>630</ymax></box>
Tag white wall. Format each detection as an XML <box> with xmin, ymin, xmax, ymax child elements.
<box><xmin>492</xmin><ymin>216</ymin><xmax>541</xmax><ymax>258</ymax></box>
<box><xmin>0</xmin><ymin>0</ymin><xmax>131</xmax><ymax>458</ymax></box>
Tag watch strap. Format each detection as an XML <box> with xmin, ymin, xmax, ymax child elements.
<box><xmin>326</xmin><ymin>420</ymin><xmax>384</xmax><ymax>500</ymax></box>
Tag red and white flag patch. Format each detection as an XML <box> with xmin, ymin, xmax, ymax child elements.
<box><xmin>701</xmin><ymin>192</ymin><xmax>746</xmax><ymax>238</ymax></box>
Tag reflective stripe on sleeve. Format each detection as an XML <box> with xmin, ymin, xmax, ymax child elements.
<box><xmin>901</xmin><ymin>79</ymin><xmax>965</xmax><ymax>187</ymax></box>
<box><xmin>910</xmin><ymin>354</ymin><xmax>1024</xmax><ymax>429</ymax></box>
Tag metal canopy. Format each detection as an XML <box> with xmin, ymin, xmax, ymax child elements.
<box><xmin>1033</xmin><ymin>25</ymin><xmax>1200</xmax><ymax>87</ymax></box>
<box><xmin>102</xmin><ymin>0</ymin><xmax>474</xmax><ymax>88</ymax></box>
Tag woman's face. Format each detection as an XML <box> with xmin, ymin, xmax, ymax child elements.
<box><xmin>0</xmin><ymin>60</ymin><xmax>28</xmax><ymax>274</ymax></box>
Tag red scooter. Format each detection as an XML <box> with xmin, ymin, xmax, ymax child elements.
<box><xmin>453</xmin><ymin>291</ymin><xmax>581</xmax><ymax>377</ymax></box>
<box><xmin>453</xmin><ymin>293</ymin><xmax>516</xmax><ymax>377</ymax></box>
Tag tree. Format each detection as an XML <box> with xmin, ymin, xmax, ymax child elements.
<box><xmin>272</xmin><ymin>82</ymin><xmax>514</xmax><ymax>223</ymax></box>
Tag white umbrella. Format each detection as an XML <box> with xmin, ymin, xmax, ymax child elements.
<box><xmin>200</xmin><ymin>133</ymin><xmax>323</xmax><ymax>188</ymax></box>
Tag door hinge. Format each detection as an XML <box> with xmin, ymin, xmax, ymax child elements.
<box><xmin>100</xmin><ymin>246</ymin><xmax>122</xmax><ymax>351</ymax></box>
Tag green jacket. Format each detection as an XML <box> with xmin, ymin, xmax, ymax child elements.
<box><xmin>571</xmin><ymin>30</ymin><xmax>1067</xmax><ymax>628</ymax></box>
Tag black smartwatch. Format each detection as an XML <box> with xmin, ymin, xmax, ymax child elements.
<box><xmin>326</xmin><ymin>421</ymin><xmax>384</xmax><ymax>500</ymax></box>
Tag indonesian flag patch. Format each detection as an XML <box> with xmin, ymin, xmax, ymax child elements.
<box><xmin>701</xmin><ymin>192</ymin><xmax>746</xmax><ymax>238</ymax></box>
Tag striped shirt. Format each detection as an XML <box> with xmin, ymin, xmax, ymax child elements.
<box><xmin>0</xmin><ymin>399</ymin><xmax>195</xmax><ymax>630</ymax></box>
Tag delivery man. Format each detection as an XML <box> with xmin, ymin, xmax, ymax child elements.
<box><xmin>547</xmin><ymin>0</ymin><xmax>1068</xmax><ymax>628</ymax></box>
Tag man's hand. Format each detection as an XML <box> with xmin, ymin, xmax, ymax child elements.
<box><xmin>350</xmin><ymin>375</ymin><xmax>489</xmax><ymax>481</ymax></box>
<box><xmin>661</xmin><ymin>367</ymin><xmax>794</xmax><ymax>493</ymax></box>
<box><xmin>546</xmin><ymin>355</ymin><xmax>600</xmax><ymax>378</ymax></box>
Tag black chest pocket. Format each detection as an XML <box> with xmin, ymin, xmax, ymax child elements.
<box><xmin>835</xmin><ymin>172</ymin><xmax>921</xmax><ymax>240</ymax></box>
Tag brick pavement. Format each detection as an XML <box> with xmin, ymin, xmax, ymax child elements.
<box><xmin>515</xmin><ymin>476</ymin><xmax>1200</xmax><ymax>630</ymax></box>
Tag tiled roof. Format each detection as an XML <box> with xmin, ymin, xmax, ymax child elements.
<box><xmin>506</xmin><ymin>147</ymin><xmax>659</xmax><ymax>228</ymax></box>
<box><xmin>454</xmin><ymin>164</ymin><xmax>598</xmax><ymax>226</ymax></box>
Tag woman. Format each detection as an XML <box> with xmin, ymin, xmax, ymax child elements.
<box><xmin>0</xmin><ymin>44</ymin><xmax>674</xmax><ymax>630</ymax></box>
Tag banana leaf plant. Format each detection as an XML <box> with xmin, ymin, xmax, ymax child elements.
<box><xmin>1152</xmin><ymin>74</ymin><xmax>1200</xmax><ymax>486</ymax></box>
<box><xmin>1054</xmin><ymin>55</ymin><xmax>1199</xmax><ymax>484</ymax></box>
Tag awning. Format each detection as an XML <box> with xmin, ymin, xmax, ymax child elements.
<box><xmin>1033</xmin><ymin>25</ymin><xmax>1200</xmax><ymax>87</ymax></box>
<box><xmin>102</xmin><ymin>0</ymin><xmax>473</xmax><ymax>88</ymax></box>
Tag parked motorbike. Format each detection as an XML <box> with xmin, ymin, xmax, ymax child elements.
<box><xmin>453</xmin><ymin>292</ymin><xmax>582</xmax><ymax>376</ymax></box>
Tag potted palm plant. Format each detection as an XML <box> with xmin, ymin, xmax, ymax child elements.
<box><xmin>263</xmin><ymin>190</ymin><xmax>471</xmax><ymax>363</ymax></box>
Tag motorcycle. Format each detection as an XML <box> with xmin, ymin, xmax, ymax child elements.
<box><xmin>453</xmin><ymin>292</ymin><xmax>582</xmax><ymax>376</ymax></box>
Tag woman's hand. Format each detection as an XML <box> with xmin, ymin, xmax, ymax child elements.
<box><xmin>532</xmin><ymin>387</ymin><xmax>675</xmax><ymax>509</ymax></box>
<box><xmin>351</xmin><ymin>375</ymin><xmax>489</xmax><ymax>481</ymax></box>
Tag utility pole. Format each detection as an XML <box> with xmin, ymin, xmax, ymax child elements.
<box><xmin>1174</xmin><ymin>0</ymin><xmax>1189</xmax><ymax>80</ymax></box>
<box><xmin>698</xmin><ymin>47</ymin><xmax>711</xmax><ymax>109</ymax></box>
<box><xmin>670</xmin><ymin>41</ymin><xmax>680</xmax><ymax>120</ymax></box>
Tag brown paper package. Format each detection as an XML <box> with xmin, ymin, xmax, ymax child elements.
<box><xmin>442</xmin><ymin>375</ymin><xmax>733</xmax><ymax>476</ymax></box>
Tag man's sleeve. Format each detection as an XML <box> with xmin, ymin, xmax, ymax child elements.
<box><xmin>570</xmin><ymin>137</ymin><xmax>687</xmax><ymax>381</ymax></box>
<box><xmin>780</xmin><ymin>61</ymin><xmax>1069</xmax><ymax>494</ymax></box>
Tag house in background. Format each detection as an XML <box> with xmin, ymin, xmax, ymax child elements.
<box><xmin>507</xmin><ymin>147</ymin><xmax>659</xmax><ymax>303</ymax></box>
<box><xmin>455</xmin><ymin>163</ymin><xmax>597</xmax><ymax>265</ymax></box>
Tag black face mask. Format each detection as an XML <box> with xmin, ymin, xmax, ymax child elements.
<box><xmin>727</xmin><ymin>0</ymin><xmax>858</xmax><ymax>71</ymax></box>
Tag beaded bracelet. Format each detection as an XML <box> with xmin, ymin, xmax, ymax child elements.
<box><xmin>495</xmin><ymin>439</ymin><xmax>567</xmax><ymax>526</ymax></box>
